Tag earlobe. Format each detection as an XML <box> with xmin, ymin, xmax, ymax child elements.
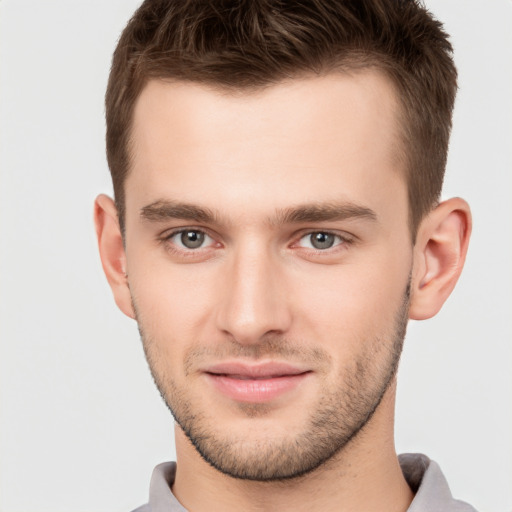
<box><xmin>409</xmin><ymin>198</ymin><xmax>472</xmax><ymax>320</ymax></box>
<box><xmin>94</xmin><ymin>194</ymin><xmax>136</xmax><ymax>319</ymax></box>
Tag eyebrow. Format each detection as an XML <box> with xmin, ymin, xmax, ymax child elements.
<box><xmin>273</xmin><ymin>202</ymin><xmax>378</xmax><ymax>225</ymax></box>
<box><xmin>140</xmin><ymin>200</ymin><xmax>219</xmax><ymax>224</ymax></box>
<box><xmin>140</xmin><ymin>199</ymin><xmax>377</xmax><ymax>226</ymax></box>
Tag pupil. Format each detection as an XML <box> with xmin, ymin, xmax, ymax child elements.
<box><xmin>312</xmin><ymin>232</ymin><xmax>334</xmax><ymax>249</ymax></box>
<box><xmin>182</xmin><ymin>231</ymin><xmax>204</xmax><ymax>248</ymax></box>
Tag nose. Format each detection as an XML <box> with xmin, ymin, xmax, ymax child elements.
<box><xmin>215</xmin><ymin>244</ymin><xmax>292</xmax><ymax>345</ymax></box>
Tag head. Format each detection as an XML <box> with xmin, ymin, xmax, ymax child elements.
<box><xmin>96</xmin><ymin>0</ymin><xmax>471</xmax><ymax>482</ymax></box>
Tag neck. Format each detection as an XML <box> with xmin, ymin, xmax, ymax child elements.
<box><xmin>172</xmin><ymin>381</ymin><xmax>413</xmax><ymax>512</ymax></box>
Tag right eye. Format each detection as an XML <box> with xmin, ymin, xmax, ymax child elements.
<box><xmin>168</xmin><ymin>229</ymin><xmax>215</xmax><ymax>250</ymax></box>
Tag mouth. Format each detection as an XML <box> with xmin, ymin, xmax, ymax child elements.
<box><xmin>203</xmin><ymin>361</ymin><xmax>312</xmax><ymax>403</ymax></box>
<box><xmin>214</xmin><ymin>374</ymin><xmax>294</xmax><ymax>380</ymax></box>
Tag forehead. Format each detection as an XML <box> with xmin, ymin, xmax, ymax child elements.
<box><xmin>126</xmin><ymin>71</ymin><xmax>406</xmax><ymax>223</ymax></box>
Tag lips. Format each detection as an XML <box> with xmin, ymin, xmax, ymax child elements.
<box><xmin>203</xmin><ymin>361</ymin><xmax>311</xmax><ymax>403</ymax></box>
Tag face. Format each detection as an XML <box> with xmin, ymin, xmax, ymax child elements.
<box><xmin>123</xmin><ymin>72</ymin><xmax>413</xmax><ymax>480</ymax></box>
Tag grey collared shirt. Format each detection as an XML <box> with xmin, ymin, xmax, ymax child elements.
<box><xmin>132</xmin><ymin>453</ymin><xmax>477</xmax><ymax>512</ymax></box>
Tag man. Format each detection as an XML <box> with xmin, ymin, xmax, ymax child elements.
<box><xmin>94</xmin><ymin>0</ymin><xmax>474</xmax><ymax>510</ymax></box>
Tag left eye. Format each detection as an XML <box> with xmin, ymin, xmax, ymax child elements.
<box><xmin>298</xmin><ymin>232</ymin><xmax>343</xmax><ymax>250</ymax></box>
<box><xmin>170</xmin><ymin>230</ymin><xmax>214</xmax><ymax>249</ymax></box>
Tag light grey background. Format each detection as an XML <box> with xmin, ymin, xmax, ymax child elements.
<box><xmin>0</xmin><ymin>1</ymin><xmax>510</xmax><ymax>511</ymax></box>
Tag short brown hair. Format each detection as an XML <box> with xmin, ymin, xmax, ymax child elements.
<box><xmin>106</xmin><ymin>0</ymin><xmax>457</xmax><ymax>237</ymax></box>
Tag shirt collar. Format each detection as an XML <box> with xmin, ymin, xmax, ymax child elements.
<box><xmin>145</xmin><ymin>454</ymin><xmax>476</xmax><ymax>512</ymax></box>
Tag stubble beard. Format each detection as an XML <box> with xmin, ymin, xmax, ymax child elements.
<box><xmin>135</xmin><ymin>285</ymin><xmax>410</xmax><ymax>482</ymax></box>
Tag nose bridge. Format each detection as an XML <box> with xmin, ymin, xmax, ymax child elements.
<box><xmin>216</xmin><ymin>239</ymin><xmax>290</xmax><ymax>343</ymax></box>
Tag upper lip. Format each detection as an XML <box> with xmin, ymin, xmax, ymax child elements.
<box><xmin>203</xmin><ymin>361</ymin><xmax>311</xmax><ymax>379</ymax></box>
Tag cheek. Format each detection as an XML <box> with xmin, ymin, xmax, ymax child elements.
<box><xmin>292</xmin><ymin>249</ymin><xmax>411</xmax><ymax>350</ymax></box>
<box><xmin>127</xmin><ymin>252</ymin><xmax>218</xmax><ymax>343</ymax></box>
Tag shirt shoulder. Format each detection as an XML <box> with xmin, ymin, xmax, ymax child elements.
<box><xmin>131</xmin><ymin>505</ymin><xmax>150</xmax><ymax>512</ymax></box>
<box><xmin>131</xmin><ymin>461</ymin><xmax>187</xmax><ymax>512</ymax></box>
<box><xmin>400</xmin><ymin>453</ymin><xmax>478</xmax><ymax>512</ymax></box>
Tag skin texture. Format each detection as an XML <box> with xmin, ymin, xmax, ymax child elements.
<box><xmin>95</xmin><ymin>71</ymin><xmax>471</xmax><ymax>512</ymax></box>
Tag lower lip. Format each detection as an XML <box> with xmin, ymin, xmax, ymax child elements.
<box><xmin>205</xmin><ymin>373</ymin><xmax>310</xmax><ymax>403</ymax></box>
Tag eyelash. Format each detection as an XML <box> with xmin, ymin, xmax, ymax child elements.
<box><xmin>159</xmin><ymin>228</ymin><xmax>355</xmax><ymax>257</ymax></box>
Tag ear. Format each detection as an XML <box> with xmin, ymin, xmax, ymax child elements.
<box><xmin>409</xmin><ymin>197</ymin><xmax>472</xmax><ymax>320</ymax></box>
<box><xmin>94</xmin><ymin>194</ymin><xmax>135</xmax><ymax>319</ymax></box>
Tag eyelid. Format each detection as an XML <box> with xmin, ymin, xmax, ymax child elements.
<box><xmin>294</xmin><ymin>228</ymin><xmax>354</xmax><ymax>243</ymax></box>
<box><xmin>299</xmin><ymin>232</ymin><xmax>341</xmax><ymax>247</ymax></box>
<box><xmin>161</xmin><ymin>225</ymin><xmax>213</xmax><ymax>239</ymax></box>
